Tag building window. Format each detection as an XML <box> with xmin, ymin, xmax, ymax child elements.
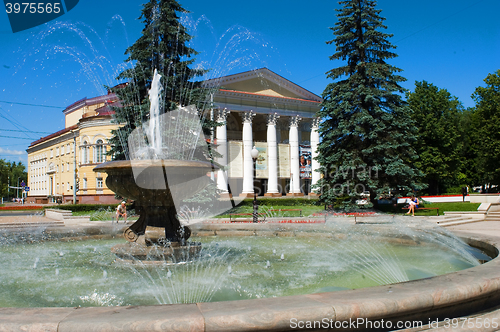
<box><xmin>83</xmin><ymin>178</ymin><xmax>87</xmax><ymax>189</ymax></box>
<box><xmin>61</xmin><ymin>145</ymin><xmax>64</xmax><ymax>155</ymax></box>
<box><xmin>82</xmin><ymin>141</ymin><xmax>89</xmax><ymax>164</ymax></box>
<box><xmin>67</xmin><ymin>143</ymin><xmax>70</xmax><ymax>154</ymax></box>
<box><xmin>96</xmin><ymin>177</ymin><xmax>103</xmax><ymax>194</ymax></box>
<box><xmin>67</xmin><ymin>162</ymin><xmax>70</xmax><ymax>172</ymax></box>
<box><xmin>56</xmin><ymin>147</ymin><xmax>59</xmax><ymax>157</ymax></box>
<box><xmin>67</xmin><ymin>182</ymin><xmax>70</xmax><ymax>191</ymax></box>
<box><xmin>95</xmin><ymin>139</ymin><xmax>105</xmax><ymax>163</ymax></box>
<box><xmin>50</xmin><ymin>149</ymin><xmax>53</xmax><ymax>158</ymax></box>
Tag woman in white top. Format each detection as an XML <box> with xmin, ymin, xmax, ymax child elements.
<box><xmin>406</xmin><ymin>195</ymin><xmax>418</xmax><ymax>216</ymax></box>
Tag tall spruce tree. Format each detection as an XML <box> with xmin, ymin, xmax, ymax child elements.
<box><xmin>108</xmin><ymin>0</ymin><xmax>211</xmax><ymax>160</ymax></box>
<box><xmin>316</xmin><ymin>0</ymin><xmax>422</xmax><ymax>210</ymax></box>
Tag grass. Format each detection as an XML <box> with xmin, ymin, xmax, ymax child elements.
<box><xmin>215</xmin><ymin>204</ymin><xmax>325</xmax><ymax>219</ymax></box>
<box><xmin>395</xmin><ymin>202</ymin><xmax>481</xmax><ymax>216</ymax></box>
<box><xmin>72</xmin><ymin>209</ymin><xmax>139</xmax><ymax>221</ymax></box>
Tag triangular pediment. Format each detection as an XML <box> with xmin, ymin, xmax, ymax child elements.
<box><xmin>204</xmin><ymin>68</ymin><xmax>321</xmax><ymax>102</ymax></box>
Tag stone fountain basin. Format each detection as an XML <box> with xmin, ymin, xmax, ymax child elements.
<box><xmin>93</xmin><ymin>159</ymin><xmax>215</xmax><ymax>203</ymax></box>
<box><xmin>2</xmin><ymin>223</ymin><xmax>500</xmax><ymax>332</ymax></box>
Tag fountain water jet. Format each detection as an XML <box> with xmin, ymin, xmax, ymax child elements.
<box><xmin>94</xmin><ymin>69</ymin><xmax>218</xmax><ymax>262</ymax></box>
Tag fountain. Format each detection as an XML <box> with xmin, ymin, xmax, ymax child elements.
<box><xmin>94</xmin><ymin>70</ymin><xmax>219</xmax><ymax>263</ymax></box>
<box><xmin>5</xmin><ymin>15</ymin><xmax>500</xmax><ymax>331</ymax></box>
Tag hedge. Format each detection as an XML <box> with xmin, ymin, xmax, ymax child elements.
<box><xmin>235</xmin><ymin>197</ymin><xmax>319</xmax><ymax>207</ymax></box>
<box><xmin>49</xmin><ymin>203</ymin><xmax>121</xmax><ymax>212</ymax></box>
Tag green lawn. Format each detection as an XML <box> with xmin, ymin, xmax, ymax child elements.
<box><xmin>215</xmin><ymin>204</ymin><xmax>325</xmax><ymax>219</ymax></box>
<box><xmin>72</xmin><ymin>209</ymin><xmax>139</xmax><ymax>221</ymax></box>
<box><xmin>399</xmin><ymin>202</ymin><xmax>481</xmax><ymax>216</ymax></box>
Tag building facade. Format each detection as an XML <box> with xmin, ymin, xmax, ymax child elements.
<box><xmin>26</xmin><ymin>92</ymin><xmax>120</xmax><ymax>204</ymax></box>
<box><xmin>205</xmin><ymin>68</ymin><xmax>322</xmax><ymax>197</ymax></box>
<box><xmin>26</xmin><ymin>68</ymin><xmax>322</xmax><ymax>203</ymax></box>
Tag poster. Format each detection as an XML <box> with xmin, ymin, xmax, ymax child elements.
<box><xmin>255</xmin><ymin>142</ymin><xmax>268</xmax><ymax>178</ymax></box>
<box><xmin>278</xmin><ymin>144</ymin><xmax>290</xmax><ymax>177</ymax></box>
<box><xmin>299</xmin><ymin>145</ymin><xmax>312</xmax><ymax>179</ymax></box>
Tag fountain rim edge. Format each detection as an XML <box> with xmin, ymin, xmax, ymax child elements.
<box><xmin>93</xmin><ymin>159</ymin><xmax>218</xmax><ymax>172</ymax></box>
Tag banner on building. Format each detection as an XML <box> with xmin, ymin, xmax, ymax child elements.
<box><xmin>299</xmin><ymin>145</ymin><xmax>312</xmax><ymax>179</ymax></box>
<box><xmin>278</xmin><ymin>144</ymin><xmax>290</xmax><ymax>177</ymax></box>
<box><xmin>255</xmin><ymin>142</ymin><xmax>268</xmax><ymax>178</ymax></box>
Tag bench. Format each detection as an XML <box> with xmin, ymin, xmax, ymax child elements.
<box><xmin>402</xmin><ymin>207</ymin><xmax>439</xmax><ymax>216</ymax></box>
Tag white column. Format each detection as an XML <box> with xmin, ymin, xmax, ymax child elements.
<box><xmin>216</xmin><ymin>109</ymin><xmax>230</xmax><ymax>193</ymax></box>
<box><xmin>311</xmin><ymin>118</ymin><xmax>321</xmax><ymax>193</ymax></box>
<box><xmin>289</xmin><ymin>115</ymin><xmax>302</xmax><ymax>195</ymax></box>
<box><xmin>266</xmin><ymin>113</ymin><xmax>280</xmax><ymax>196</ymax></box>
<box><xmin>241</xmin><ymin>111</ymin><xmax>255</xmax><ymax>195</ymax></box>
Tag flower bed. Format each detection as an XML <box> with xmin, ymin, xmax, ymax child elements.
<box><xmin>0</xmin><ymin>206</ymin><xmax>44</xmax><ymax>211</ymax></box>
<box><xmin>271</xmin><ymin>219</ymin><xmax>326</xmax><ymax>224</ymax></box>
<box><xmin>312</xmin><ymin>211</ymin><xmax>376</xmax><ymax>217</ymax></box>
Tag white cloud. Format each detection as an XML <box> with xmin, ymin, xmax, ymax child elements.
<box><xmin>0</xmin><ymin>147</ymin><xmax>26</xmax><ymax>156</ymax></box>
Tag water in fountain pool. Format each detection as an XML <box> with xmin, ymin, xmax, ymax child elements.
<box><xmin>0</xmin><ymin>219</ymin><xmax>488</xmax><ymax>308</ymax></box>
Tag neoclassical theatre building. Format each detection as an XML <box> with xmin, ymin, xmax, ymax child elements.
<box><xmin>26</xmin><ymin>68</ymin><xmax>322</xmax><ymax>203</ymax></box>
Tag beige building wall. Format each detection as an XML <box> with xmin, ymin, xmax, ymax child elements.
<box><xmin>65</xmin><ymin>109</ymin><xmax>84</xmax><ymax>128</ymax></box>
<box><xmin>27</xmin><ymin>93</ymin><xmax>120</xmax><ymax>204</ymax></box>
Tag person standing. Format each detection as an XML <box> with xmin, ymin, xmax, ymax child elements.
<box><xmin>115</xmin><ymin>201</ymin><xmax>127</xmax><ymax>223</ymax></box>
<box><xmin>461</xmin><ymin>186</ymin><xmax>468</xmax><ymax>202</ymax></box>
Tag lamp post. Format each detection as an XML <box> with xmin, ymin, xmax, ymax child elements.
<box><xmin>251</xmin><ymin>146</ymin><xmax>259</xmax><ymax>223</ymax></box>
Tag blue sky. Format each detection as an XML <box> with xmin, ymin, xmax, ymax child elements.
<box><xmin>0</xmin><ymin>0</ymin><xmax>498</xmax><ymax>165</ymax></box>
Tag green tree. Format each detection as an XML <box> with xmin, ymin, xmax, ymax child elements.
<box><xmin>407</xmin><ymin>81</ymin><xmax>465</xmax><ymax>194</ymax></box>
<box><xmin>316</xmin><ymin>0</ymin><xmax>422</xmax><ymax>210</ymax></box>
<box><xmin>458</xmin><ymin>107</ymin><xmax>481</xmax><ymax>188</ymax></box>
<box><xmin>108</xmin><ymin>0</ymin><xmax>211</xmax><ymax>160</ymax></box>
<box><xmin>0</xmin><ymin>160</ymin><xmax>27</xmax><ymax>201</ymax></box>
<box><xmin>471</xmin><ymin>70</ymin><xmax>500</xmax><ymax>188</ymax></box>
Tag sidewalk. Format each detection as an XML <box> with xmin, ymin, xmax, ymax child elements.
<box><xmin>444</xmin><ymin>218</ymin><xmax>500</xmax><ymax>238</ymax></box>
<box><xmin>0</xmin><ymin>214</ymin><xmax>54</xmax><ymax>224</ymax></box>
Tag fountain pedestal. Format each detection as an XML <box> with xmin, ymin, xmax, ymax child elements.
<box><xmin>94</xmin><ymin>159</ymin><xmax>215</xmax><ymax>261</ymax></box>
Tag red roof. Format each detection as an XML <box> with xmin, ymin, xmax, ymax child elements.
<box><xmin>29</xmin><ymin>124</ymin><xmax>78</xmax><ymax>147</ymax></box>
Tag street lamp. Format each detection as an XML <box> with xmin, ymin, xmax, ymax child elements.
<box><xmin>251</xmin><ymin>146</ymin><xmax>259</xmax><ymax>223</ymax></box>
